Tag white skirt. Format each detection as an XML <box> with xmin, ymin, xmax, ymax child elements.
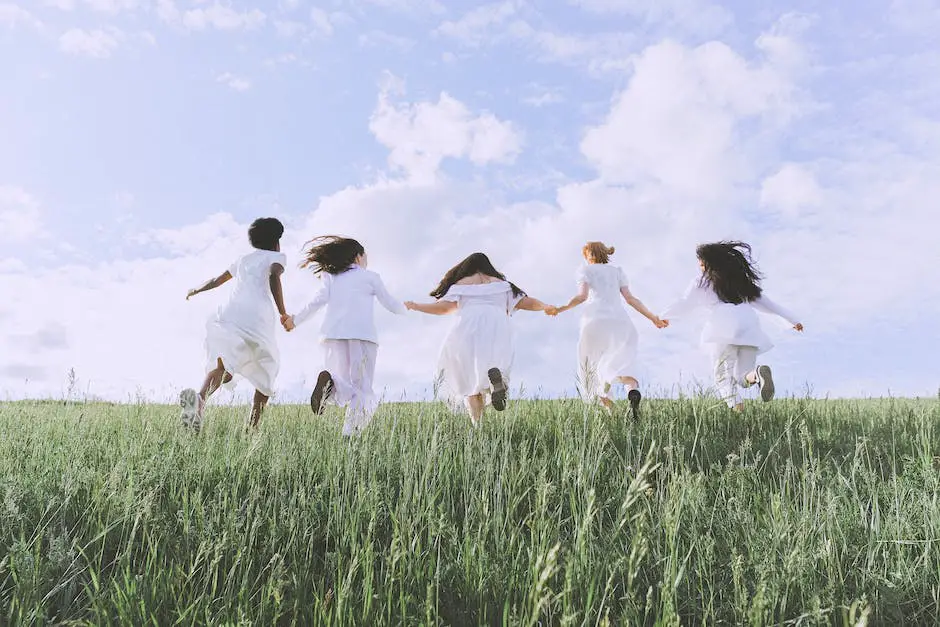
<box><xmin>578</xmin><ymin>315</ymin><xmax>638</xmax><ymax>399</ymax></box>
<box><xmin>204</xmin><ymin>318</ymin><xmax>279</xmax><ymax>397</ymax></box>
<box><xmin>437</xmin><ymin>305</ymin><xmax>514</xmax><ymax>404</ymax></box>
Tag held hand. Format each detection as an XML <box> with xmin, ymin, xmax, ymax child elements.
<box><xmin>793</xmin><ymin>322</ymin><xmax>804</xmax><ymax>332</ymax></box>
<box><xmin>280</xmin><ymin>314</ymin><xmax>295</xmax><ymax>332</ymax></box>
<box><xmin>544</xmin><ymin>306</ymin><xmax>560</xmax><ymax>317</ymax></box>
<box><xmin>404</xmin><ymin>301</ymin><xmax>417</xmax><ymax>311</ymax></box>
<box><xmin>657</xmin><ymin>318</ymin><xmax>670</xmax><ymax>329</ymax></box>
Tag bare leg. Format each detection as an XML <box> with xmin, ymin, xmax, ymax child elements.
<box><xmin>616</xmin><ymin>376</ymin><xmax>639</xmax><ymax>391</ymax></box>
<box><xmin>248</xmin><ymin>390</ymin><xmax>269</xmax><ymax>429</ymax></box>
<box><xmin>198</xmin><ymin>358</ymin><xmax>229</xmax><ymax>418</ymax></box>
<box><xmin>467</xmin><ymin>394</ymin><xmax>485</xmax><ymax>426</ymax></box>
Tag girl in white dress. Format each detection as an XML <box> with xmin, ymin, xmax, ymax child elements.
<box><xmin>660</xmin><ymin>241</ymin><xmax>804</xmax><ymax>411</ymax></box>
<box><xmin>405</xmin><ymin>252</ymin><xmax>549</xmax><ymax>426</ymax></box>
<box><xmin>547</xmin><ymin>242</ymin><xmax>666</xmax><ymax>419</ymax></box>
<box><xmin>180</xmin><ymin>218</ymin><xmax>289</xmax><ymax>431</ymax></box>
<box><xmin>281</xmin><ymin>236</ymin><xmax>406</xmax><ymax>436</ymax></box>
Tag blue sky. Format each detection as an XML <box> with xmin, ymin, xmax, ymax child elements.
<box><xmin>1</xmin><ymin>0</ymin><xmax>938</xmax><ymax>403</ymax></box>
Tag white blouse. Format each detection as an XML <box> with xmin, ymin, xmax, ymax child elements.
<box><xmin>293</xmin><ymin>265</ymin><xmax>406</xmax><ymax>344</ymax></box>
<box><xmin>662</xmin><ymin>279</ymin><xmax>799</xmax><ymax>352</ymax></box>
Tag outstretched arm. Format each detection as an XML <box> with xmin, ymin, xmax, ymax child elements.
<box><xmin>269</xmin><ymin>264</ymin><xmax>287</xmax><ymax>318</ymax></box>
<box><xmin>752</xmin><ymin>294</ymin><xmax>803</xmax><ymax>331</ymax></box>
<box><xmin>373</xmin><ymin>275</ymin><xmax>407</xmax><ymax>315</ymax></box>
<box><xmin>186</xmin><ymin>270</ymin><xmax>232</xmax><ymax>300</ymax></box>
<box><xmin>621</xmin><ymin>286</ymin><xmax>666</xmax><ymax>328</ymax></box>
<box><xmin>405</xmin><ymin>300</ymin><xmax>459</xmax><ymax>315</ymax></box>
<box><xmin>548</xmin><ymin>283</ymin><xmax>589</xmax><ymax>316</ymax></box>
<box><xmin>660</xmin><ymin>280</ymin><xmax>704</xmax><ymax>323</ymax></box>
<box><xmin>290</xmin><ymin>281</ymin><xmax>331</xmax><ymax>328</ymax></box>
<box><xmin>515</xmin><ymin>296</ymin><xmax>549</xmax><ymax>312</ymax></box>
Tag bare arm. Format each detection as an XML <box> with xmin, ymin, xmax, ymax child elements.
<box><xmin>549</xmin><ymin>282</ymin><xmax>589</xmax><ymax>315</ymax></box>
<box><xmin>186</xmin><ymin>270</ymin><xmax>232</xmax><ymax>300</ymax></box>
<box><xmin>622</xmin><ymin>286</ymin><xmax>665</xmax><ymax>327</ymax></box>
<box><xmin>269</xmin><ymin>264</ymin><xmax>287</xmax><ymax>317</ymax></box>
<box><xmin>405</xmin><ymin>300</ymin><xmax>459</xmax><ymax>315</ymax></box>
<box><xmin>515</xmin><ymin>296</ymin><xmax>549</xmax><ymax>312</ymax></box>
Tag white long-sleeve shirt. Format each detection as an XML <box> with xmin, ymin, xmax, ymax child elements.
<box><xmin>293</xmin><ymin>265</ymin><xmax>406</xmax><ymax>344</ymax></box>
<box><xmin>662</xmin><ymin>279</ymin><xmax>800</xmax><ymax>353</ymax></box>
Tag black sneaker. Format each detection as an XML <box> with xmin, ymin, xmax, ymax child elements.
<box><xmin>310</xmin><ymin>370</ymin><xmax>334</xmax><ymax>414</ymax></box>
<box><xmin>627</xmin><ymin>389</ymin><xmax>642</xmax><ymax>420</ymax></box>
<box><xmin>756</xmin><ymin>365</ymin><xmax>775</xmax><ymax>402</ymax></box>
<box><xmin>488</xmin><ymin>368</ymin><xmax>508</xmax><ymax>411</ymax></box>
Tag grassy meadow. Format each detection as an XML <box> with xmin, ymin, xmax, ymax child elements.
<box><xmin>1</xmin><ymin>395</ymin><xmax>939</xmax><ymax>625</ymax></box>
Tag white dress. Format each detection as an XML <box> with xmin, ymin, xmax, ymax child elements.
<box><xmin>661</xmin><ymin>279</ymin><xmax>799</xmax><ymax>353</ymax></box>
<box><xmin>204</xmin><ymin>249</ymin><xmax>286</xmax><ymax>397</ymax></box>
<box><xmin>575</xmin><ymin>264</ymin><xmax>639</xmax><ymax>399</ymax></box>
<box><xmin>436</xmin><ymin>281</ymin><xmax>522</xmax><ymax>406</ymax></box>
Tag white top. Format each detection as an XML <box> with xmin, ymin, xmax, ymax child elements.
<box><xmin>662</xmin><ymin>279</ymin><xmax>799</xmax><ymax>352</ymax></box>
<box><xmin>576</xmin><ymin>263</ymin><xmax>631</xmax><ymax>321</ymax></box>
<box><xmin>440</xmin><ymin>280</ymin><xmax>524</xmax><ymax>314</ymax></box>
<box><xmin>293</xmin><ymin>265</ymin><xmax>406</xmax><ymax>343</ymax></box>
<box><xmin>218</xmin><ymin>249</ymin><xmax>288</xmax><ymax>331</ymax></box>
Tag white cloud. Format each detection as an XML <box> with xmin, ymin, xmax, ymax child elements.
<box><xmin>309</xmin><ymin>7</ymin><xmax>333</xmax><ymax>36</ymax></box>
<box><xmin>216</xmin><ymin>72</ymin><xmax>251</xmax><ymax>92</ymax></box>
<box><xmin>0</xmin><ymin>3</ymin><xmax>42</xmax><ymax>29</ymax></box>
<box><xmin>59</xmin><ymin>27</ymin><xmax>122</xmax><ymax>58</ymax></box>
<box><xmin>43</xmin><ymin>0</ymin><xmax>75</xmax><ymax>10</ymax></box>
<box><xmin>568</xmin><ymin>0</ymin><xmax>733</xmax><ymax>36</ymax></box>
<box><xmin>182</xmin><ymin>2</ymin><xmax>266</xmax><ymax>31</ymax></box>
<box><xmin>0</xmin><ymin>186</ymin><xmax>44</xmax><ymax>243</ymax></box>
<box><xmin>273</xmin><ymin>19</ymin><xmax>305</xmax><ymax>38</ymax></box>
<box><xmin>368</xmin><ymin>75</ymin><xmax>524</xmax><ymax>182</ymax></box>
<box><xmin>354</xmin><ymin>0</ymin><xmax>445</xmax><ymax>16</ymax></box>
<box><xmin>358</xmin><ymin>30</ymin><xmax>415</xmax><ymax>50</ymax></box>
<box><xmin>759</xmin><ymin>164</ymin><xmax>823</xmax><ymax>219</ymax></box>
<box><xmin>435</xmin><ymin>0</ymin><xmax>519</xmax><ymax>46</ymax></box>
<box><xmin>82</xmin><ymin>0</ymin><xmax>139</xmax><ymax>13</ymax></box>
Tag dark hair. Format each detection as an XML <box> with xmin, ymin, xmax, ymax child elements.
<box><xmin>430</xmin><ymin>252</ymin><xmax>525</xmax><ymax>299</ymax></box>
<box><xmin>248</xmin><ymin>217</ymin><xmax>284</xmax><ymax>251</ymax></box>
<box><xmin>583</xmin><ymin>241</ymin><xmax>615</xmax><ymax>264</ymax></box>
<box><xmin>696</xmin><ymin>241</ymin><xmax>763</xmax><ymax>304</ymax></box>
<box><xmin>300</xmin><ymin>236</ymin><xmax>365</xmax><ymax>275</ymax></box>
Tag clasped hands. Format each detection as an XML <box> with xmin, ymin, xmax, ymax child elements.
<box><xmin>543</xmin><ymin>305</ymin><xmax>669</xmax><ymax>329</ymax></box>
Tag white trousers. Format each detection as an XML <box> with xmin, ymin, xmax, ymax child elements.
<box><xmin>322</xmin><ymin>339</ymin><xmax>379</xmax><ymax>435</ymax></box>
<box><xmin>710</xmin><ymin>344</ymin><xmax>758</xmax><ymax>408</ymax></box>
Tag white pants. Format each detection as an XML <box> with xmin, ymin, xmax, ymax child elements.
<box><xmin>710</xmin><ymin>344</ymin><xmax>758</xmax><ymax>408</ymax></box>
<box><xmin>323</xmin><ymin>339</ymin><xmax>378</xmax><ymax>435</ymax></box>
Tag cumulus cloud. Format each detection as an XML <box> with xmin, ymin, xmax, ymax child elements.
<box><xmin>216</xmin><ymin>72</ymin><xmax>251</xmax><ymax>92</ymax></box>
<box><xmin>0</xmin><ymin>3</ymin><xmax>43</xmax><ymax>29</ymax></box>
<box><xmin>369</xmin><ymin>75</ymin><xmax>523</xmax><ymax>182</ymax></box>
<box><xmin>180</xmin><ymin>2</ymin><xmax>266</xmax><ymax>31</ymax></box>
<box><xmin>0</xmin><ymin>186</ymin><xmax>44</xmax><ymax>243</ymax></box>
<box><xmin>58</xmin><ymin>27</ymin><xmax>122</xmax><ymax>58</ymax></box>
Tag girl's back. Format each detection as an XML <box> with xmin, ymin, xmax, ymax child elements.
<box><xmin>221</xmin><ymin>249</ymin><xmax>286</xmax><ymax>324</ymax></box>
<box><xmin>579</xmin><ymin>264</ymin><xmax>629</xmax><ymax>319</ymax></box>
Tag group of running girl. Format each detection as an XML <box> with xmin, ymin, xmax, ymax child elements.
<box><xmin>179</xmin><ymin>217</ymin><xmax>804</xmax><ymax>435</ymax></box>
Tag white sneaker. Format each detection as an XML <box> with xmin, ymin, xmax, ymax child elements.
<box><xmin>179</xmin><ymin>389</ymin><xmax>200</xmax><ymax>432</ymax></box>
<box><xmin>756</xmin><ymin>365</ymin><xmax>775</xmax><ymax>402</ymax></box>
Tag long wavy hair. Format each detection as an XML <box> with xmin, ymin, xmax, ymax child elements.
<box><xmin>300</xmin><ymin>236</ymin><xmax>365</xmax><ymax>276</ymax></box>
<box><xmin>430</xmin><ymin>252</ymin><xmax>525</xmax><ymax>299</ymax></box>
<box><xmin>696</xmin><ymin>241</ymin><xmax>763</xmax><ymax>304</ymax></box>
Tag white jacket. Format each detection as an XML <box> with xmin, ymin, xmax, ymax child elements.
<box><xmin>293</xmin><ymin>265</ymin><xmax>406</xmax><ymax>343</ymax></box>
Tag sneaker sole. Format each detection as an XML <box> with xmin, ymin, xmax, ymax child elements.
<box><xmin>488</xmin><ymin>368</ymin><xmax>508</xmax><ymax>412</ymax></box>
<box><xmin>179</xmin><ymin>389</ymin><xmax>199</xmax><ymax>432</ymax></box>
<box><xmin>757</xmin><ymin>365</ymin><xmax>775</xmax><ymax>402</ymax></box>
<box><xmin>627</xmin><ymin>389</ymin><xmax>642</xmax><ymax>420</ymax></box>
<box><xmin>310</xmin><ymin>370</ymin><xmax>334</xmax><ymax>415</ymax></box>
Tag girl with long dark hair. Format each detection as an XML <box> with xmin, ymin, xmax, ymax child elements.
<box><xmin>281</xmin><ymin>236</ymin><xmax>407</xmax><ymax>436</ymax></box>
<box><xmin>547</xmin><ymin>241</ymin><xmax>666</xmax><ymax>419</ymax></box>
<box><xmin>405</xmin><ymin>252</ymin><xmax>548</xmax><ymax>425</ymax></box>
<box><xmin>660</xmin><ymin>241</ymin><xmax>804</xmax><ymax>411</ymax></box>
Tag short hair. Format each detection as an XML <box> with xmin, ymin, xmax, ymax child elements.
<box><xmin>583</xmin><ymin>241</ymin><xmax>615</xmax><ymax>264</ymax></box>
<box><xmin>248</xmin><ymin>218</ymin><xmax>284</xmax><ymax>251</ymax></box>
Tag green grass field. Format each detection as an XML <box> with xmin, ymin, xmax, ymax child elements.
<box><xmin>1</xmin><ymin>396</ymin><xmax>939</xmax><ymax>625</ymax></box>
